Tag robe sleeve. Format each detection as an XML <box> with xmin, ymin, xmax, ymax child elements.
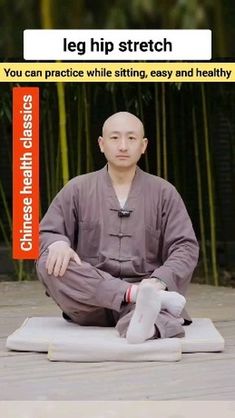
<box><xmin>150</xmin><ymin>185</ymin><xmax>199</xmax><ymax>294</ymax></box>
<box><xmin>39</xmin><ymin>180</ymin><xmax>79</xmax><ymax>256</ymax></box>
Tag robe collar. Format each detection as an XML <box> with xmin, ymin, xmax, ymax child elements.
<box><xmin>98</xmin><ymin>164</ymin><xmax>144</xmax><ymax>208</ymax></box>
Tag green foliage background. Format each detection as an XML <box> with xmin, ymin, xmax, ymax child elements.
<box><xmin>0</xmin><ymin>0</ymin><xmax>234</xmax><ymax>284</ymax></box>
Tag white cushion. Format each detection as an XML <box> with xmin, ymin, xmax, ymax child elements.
<box><xmin>6</xmin><ymin>317</ymin><xmax>224</xmax><ymax>362</ymax></box>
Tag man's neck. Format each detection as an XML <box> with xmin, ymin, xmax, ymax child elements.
<box><xmin>107</xmin><ymin>163</ymin><xmax>137</xmax><ymax>186</ymax></box>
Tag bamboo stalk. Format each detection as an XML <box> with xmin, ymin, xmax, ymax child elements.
<box><xmin>169</xmin><ymin>87</ymin><xmax>180</xmax><ymax>189</ymax></box>
<box><xmin>161</xmin><ymin>84</ymin><xmax>167</xmax><ymax>179</ymax></box>
<box><xmin>41</xmin><ymin>0</ymin><xmax>69</xmax><ymax>185</ymax></box>
<box><xmin>83</xmin><ymin>84</ymin><xmax>93</xmax><ymax>172</ymax></box>
<box><xmin>42</xmin><ymin>116</ymin><xmax>51</xmax><ymax>205</ymax></box>
<box><xmin>48</xmin><ymin>91</ymin><xmax>59</xmax><ymax>196</ymax></box>
<box><xmin>18</xmin><ymin>260</ymin><xmax>23</xmax><ymax>281</ymax></box>
<box><xmin>214</xmin><ymin>0</ymin><xmax>227</xmax><ymax>57</ymax></box>
<box><xmin>0</xmin><ymin>180</ymin><xmax>11</xmax><ymax>228</ymax></box>
<box><xmin>110</xmin><ymin>84</ymin><xmax>117</xmax><ymax>113</ymax></box>
<box><xmin>201</xmin><ymin>84</ymin><xmax>219</xmax><ymax>286</ymax></box>
<box><xmin>137</xmin><ymin>83</ymin><xmax>149</xmax><ymax>172</ymax></box>
<box><xmin>77</xmin><ymin>84</ymin><xmax>83</xmax><ymax>175</ymax></box>
<box><xmin>179</xmin><ymin>91</ymin><xmax>186</xmax><ymax>196</ymax></box>
<box><xmin>121</xmin><ymin>84</ymin><xmax>129</xmax><ymax>109</ymax></box>
<box><xmin>53</xmin><ymin>138</ymin><xmax>61</xmax><ymax>192</ymax></box>
<box><xmin>56</xmin><ymin>83</ymin><xmax>69</xmax><ymax>184</ymax></box>
<box><xmin>192</xmin><ymin>97</ymin><xmax>209</xmax><ymax>284</ymax></box>
<box><xmin>0</xmin><ymin>180</ymin><xmax>23</xmax><ymax>279</ymax></box>
<box><xmin>154</xmin><ymin>84</ymin><xmax>161</xmax><ymax>177</ymax></box>
<box><xmin>0</xmin><ymin>217</ymin><xmax>11</xmax><ymax>249</ymax></box>
<box><xmin>40</xmin><ymin>0</ymin><xmax>53</xmax><ymax>28</ymax></box>
<box><xmin>66</xmin><ymin>85</ymin><xmax>75</xmax><ymax>177</ymax></box>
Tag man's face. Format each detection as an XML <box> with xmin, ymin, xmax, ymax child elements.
<box><xmin>98</xmin><ymin>113</ymin><xmax>148</xmax><ymax>169</ymax></box>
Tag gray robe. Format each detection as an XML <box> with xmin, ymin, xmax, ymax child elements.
<box><xmin>37</xmin><ymin>165</ymin><xmax>199</xmax><ymax>336</ymax></box>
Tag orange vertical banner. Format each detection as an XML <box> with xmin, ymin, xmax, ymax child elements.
<box><xmin>12</xmin><ymin>87</ymin><xmax>39</xmax><ymax>259</ymax></box>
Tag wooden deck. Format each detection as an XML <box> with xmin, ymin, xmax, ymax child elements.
<box><xmin>0</xmin><ymin>281</ymin><xmax>235</xmax><ymax>401</ymax></box>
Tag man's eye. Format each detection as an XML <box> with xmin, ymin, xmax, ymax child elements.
<box><xmin>129</xmin><ymin>136</ymin><xmax>136</xmax><ymax>140</ymax></box>
<box><xmin>110</xmin><ymin>136</ymin><xmax>118</xmax><ymax>140</ymax></box>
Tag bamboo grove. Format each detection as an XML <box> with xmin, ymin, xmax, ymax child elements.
<box><xmin>0</xmin><ymin>81</ymin><xmax>235</xmax><ymax>283</ymax></box>
<box><xmin>0</xmin><ymin>0</ymin><xmax>235</xmax><ymax>282</ymax></box>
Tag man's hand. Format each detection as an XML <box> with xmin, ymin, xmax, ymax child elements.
<box><xmin>46</xmin><ymin>241</ymin><xmax>81</xmax><ymax>277</ymax></box>
<box><xmin>140</xmin><ymin>278</ymin><xmax>166</xmax><ymax>291</ymax></box>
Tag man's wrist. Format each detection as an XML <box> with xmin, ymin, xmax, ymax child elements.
<box><xmin>150</xmin><ymin>277</ymin><xmax>167</xmax><ymax>290</ymax></box>
<box><xmin>48</xmin><ymin>240</ymin><xmax>70</xmax><ymax>249</ymax></box>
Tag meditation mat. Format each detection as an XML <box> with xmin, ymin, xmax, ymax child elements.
<box><xmin>180</xmin><ymin>318</ymin><xmax>224</xmax><ymax>352</ymax></box>
<box><xmin>6</xmin><ymin>317</ymin><xmax>224</xmax><ymax>362</ymax></box>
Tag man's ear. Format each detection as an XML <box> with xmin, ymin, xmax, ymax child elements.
<box><xmin>142</xmin><ymin>137</ymin><xmax>148</xmax><ymax>153</ymax></box>
<box><xmin>98</xmin><ymin>136</ymin><xmax>104</xmax><ymax>153</ymax></box>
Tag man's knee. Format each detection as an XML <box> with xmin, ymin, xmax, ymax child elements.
<box><xmin>36</xmin><ymin>253</ymin><xmax>48</xmax><ymax>282</ymax></box>
<box><xmin>156</xmin><ymin>312</ymin><xmax>185</xmax><ymax>339</ymax></box>
<box><xmin>64</xmin><ymin>307</ymin><xmax>114</xmax><ymax>327</ymax></box>
<box><xmin>36</xmin><ymin>253</ymin><xmax>68</xmax><ymax>286</ymax></box>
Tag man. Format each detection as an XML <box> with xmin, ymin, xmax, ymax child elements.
<box><xmin>36</xmin><ymin>111</ymin><xmax>199</xmax><ymax>344</ymax></box>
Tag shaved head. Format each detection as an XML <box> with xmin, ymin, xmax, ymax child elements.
<box><xmin>98</xmin><ymin>111</ymin><xmax>148</xmax><ymax>170</ymax></box>
<box><xmin>102</xmin><ymin>112</ymin><xmax>145</xmax><ymax>137</ymax></box>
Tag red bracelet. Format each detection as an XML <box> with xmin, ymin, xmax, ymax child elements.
<box><xmin>126</xmin><ymin>286</ymin><xmax>132</xmax><ymax>303</ymax></box>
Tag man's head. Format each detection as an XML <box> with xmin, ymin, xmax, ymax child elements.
<box><xmin>98</xmin><ymin>112</ymin><xmax>148</xmax><ymax>170</ymax></box>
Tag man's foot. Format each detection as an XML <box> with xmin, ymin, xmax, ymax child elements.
<box><xmin>126</xmin><ymin>282</ymin><xmax>161</xmax><ymax>344</ymax></box>
<box><xmin>159</xmin><ymin>291</ymin><xmax>186</xmax><ymax>317</ymax></box>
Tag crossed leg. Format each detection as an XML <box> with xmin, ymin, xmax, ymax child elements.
<box><xmin>36</xmin><ymin>252</ymin><xmax>185</xmax><ymax>341</ymax></box>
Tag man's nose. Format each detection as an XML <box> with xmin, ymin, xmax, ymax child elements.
<box><xmin>118</xmin><ymin>137</ymin><xmax>128</xmax><ymax>151</ymax></box>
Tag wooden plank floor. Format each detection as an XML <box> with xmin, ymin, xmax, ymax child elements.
<box><xmin>0</xmin><ymin>281</ymin><xmax>235</xmax><ymax>400</ymax></box>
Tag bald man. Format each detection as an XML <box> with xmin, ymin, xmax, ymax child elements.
<box><xmin>36</xmin><ymin>112</ymin><xmax>199</xmax><ymax>344</ymax></box>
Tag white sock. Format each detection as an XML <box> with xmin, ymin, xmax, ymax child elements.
<box><xmin>159</xmin><ymin>290</ymin><xmax>186</xmax><ymax>317</ymax></box>
<box><xmin>126</xmin><ymin>282</ymin><xmax>161</xmax><ymax>344</ymax></box>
